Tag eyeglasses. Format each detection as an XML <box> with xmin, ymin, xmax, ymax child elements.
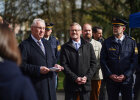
<box><xmin>70</xmin><ymin>30</ymin><xmax>81</xmax><ymax>32</ymax></box>
<box><xmin>34</xmin><ymin>26</ymin><xmax>45</xmax><ymax>30</ymax></box>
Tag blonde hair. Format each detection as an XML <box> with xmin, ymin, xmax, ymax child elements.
<box><xmin>70</xmin><ymin>22</ymin><xmax>82</xmax><ymax>30</ymax></box>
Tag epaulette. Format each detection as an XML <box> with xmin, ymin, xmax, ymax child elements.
<box><xmin>55</xmin><ymin>37</ymin><xmax>58</xmax><ymax>40</ymax></box>
<box><xmin>131</xmin><ymin>37</ymin><xmax>135</xmax><ymax>40</ymax></box>
<box><xmin>52</xmin><ymin>36</ymin><xmax>58</xmax><ymax>40</ymax></box>
<box><xmin>128</xmin><ymin>36</ymin><xmax>135</xmax><ymax>40</ymax></box>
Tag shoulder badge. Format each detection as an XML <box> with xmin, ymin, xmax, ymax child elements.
<box><xmin>57</xmin><ymin>45</ymin><xmax>61</xmax><ymax>51</ymax></box>
<box><xmin>135</xmin><ymin>47</ymin><xmax>138</xmax><ymax>54</ymax></box>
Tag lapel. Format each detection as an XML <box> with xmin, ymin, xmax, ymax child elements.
<box><xmin>28</xmin><ymin>36</ymin><xmax>46</xmax><ymax>58</ymax></box>
<box><xmin>42</xmin><ymin>38</ymin><xmax>53</xmax><ymax>59</ymax></box>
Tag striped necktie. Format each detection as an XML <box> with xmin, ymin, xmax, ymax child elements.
<box><xmin>37</xmin><ymin>41</ymin><xmax>45</xmax><ymax>54</ymax></box>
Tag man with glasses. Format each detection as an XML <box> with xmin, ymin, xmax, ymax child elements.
<box><xmin>19</xmin><ymin>18</ymin><xmax>63</xmax><ymax>100</ymax></box>
<box><xmin>60</xmin><ymin>22</ymin><xmax>98</xmax><ymax>100</ymax></box>
<box><xmin>100</xmin><ymin>18</ymin><xmax>138</xmax><ymax>100</ymax></box>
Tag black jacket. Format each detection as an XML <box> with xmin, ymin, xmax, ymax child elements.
<box><xmin>19</xmin><ymin>35</ymin><xmax>56</xmax><ymax>100</ymax></box>
<box><xmin>0</xmin><ymin>59</ymin><xmax>37</xmax><ymax>100</ymax></box>
<box><xmin>60</xmin><ymin>37</ymin><xmax>97</xmax><ymax>92</ymax></box>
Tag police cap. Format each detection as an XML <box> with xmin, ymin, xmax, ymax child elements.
<box><xmin>112</xmin><ymin>18</ymin><xmax>128</xmax><ymax>26</ymax></box>
<box><xmin>45</xmin><ymin>23</ymin><xmax>54</xmax><ymax>30</ymax></box>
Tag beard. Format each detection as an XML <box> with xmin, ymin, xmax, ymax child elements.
<box><xmin>84</xmin><ymin>34</ymin><xmax>92</xmax><ymax>40</ymax></box>
<box><xmin>113</xmin><ymin>32</ymin><xmax>121</xmax><ymax>37</ymax></box>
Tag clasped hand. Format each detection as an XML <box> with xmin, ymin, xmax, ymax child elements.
<box><xmin>109</xmin><ymin>74</ymin><xmax>126</xmax><ymax>82</ymax></box>
<box><xmin>75</xmin><ymin>76</ymin><xmax>87</xmax><ymax>85</ymax></box>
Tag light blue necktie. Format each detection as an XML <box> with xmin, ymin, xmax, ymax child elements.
<box><xmin>75</xmin><ymin>43</ymin><xmax>79</xmax><ymax>50</ymax></box>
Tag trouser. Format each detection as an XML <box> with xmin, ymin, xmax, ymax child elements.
<box><xmin>99</xmin><ymin>79</ymin><xmax>107</xmax><ymax>100</ymax></box>
<box><xmin>90</xmin><ymin>80</ymin><xmax>102</xmax><ymax>100</ymax></box>
<box><xmin>134</xmin><ymin>74</ymin><xmax>140</xmax><ymax>100</ymax></box>
<box><xmin>65</xmin><ymin>91</ymin><xmax>90</xmax><ymax>100</ymax></box>
<box><xmin>106</xmin><ymin>81</ymin><xmax>133</xmax><ymax>100</ymax></box>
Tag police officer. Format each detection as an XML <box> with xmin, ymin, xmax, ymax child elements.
<box><xmin>100</xmin><ymin>18</ymin><xmax>138</xmax><ymax>100</ymax></box>
<box><xmin>44</xmin><ymin>23</ymin><xmax>61</xmax><ymax>88</ymax></box>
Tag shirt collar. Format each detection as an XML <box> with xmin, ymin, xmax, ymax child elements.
<box><xmin>115</xmin><ymin>35</ymin><xmax>125</xmax><ymax>41</ymax></box>
<box><xmin>45</xmin><ymin>36</ymin><xmax>50</xmax><ymax>40</ymax></box>
<box><xmin>72</xmin><ymin>39</ymin><xmax>81</xmax><ymax>45</ymax></box>
<box><xmin>31</xmin><ymin>34</ymin><xmax>42</xmax><ymax>43</ymax></box>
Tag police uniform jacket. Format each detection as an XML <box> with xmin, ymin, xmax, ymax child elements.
<box><xmin>19</xmin><ymin>35</ymin><xmax>56</xmax><ymax>100</ymax></box>
<box><xmin>60</xmin><ymin>37</ymin><xmax>98</xmax><ymax>92</ymax></box>
<box><xmin>47</xmin><ymin>36</ymin><xmax>60</xmax><ymax>63</ymax></box>
<box><xmin>100</xmin><ymin>35</ymin><xmax>138</xmax><ymax>84</ymax></box>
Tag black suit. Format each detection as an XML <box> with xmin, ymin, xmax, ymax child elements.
<box><xmin>19</xmin><ymin>35</ymin><xmax>56</xmax><ymax>100</ymax></box>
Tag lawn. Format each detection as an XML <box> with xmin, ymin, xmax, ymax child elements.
<box><xmin>57</xmin><ymin>71</ymin><xmax>65</xmax><ymax>90</ymax></box>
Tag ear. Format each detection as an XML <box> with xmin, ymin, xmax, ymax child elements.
<box><xmin>123</xmin><ymin>26</ymin><xmax>126</xmax><ymax>31</ymax></box>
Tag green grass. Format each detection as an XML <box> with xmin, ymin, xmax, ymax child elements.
<box><xmin>57</xmin><ymin>71</ymin><xmax>65</xmax><ymax>90</ymax></box>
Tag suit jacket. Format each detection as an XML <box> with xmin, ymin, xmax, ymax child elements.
<box><xmin>19</xmin><ymin>35</ymin><xmax>56</xmax><ymax>100</ymax></box>
<box><xmin>90</xmin><ymin>39</ymin><xmax>103</xmax><ymax>80</ymax></box>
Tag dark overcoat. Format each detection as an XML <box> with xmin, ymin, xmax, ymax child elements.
<box><xmin>0</xmin><ymin>59</ymin><xmax>37</xmax><ymax>100</ymax></box>
<box><xmin>60</xmin><ymin>38</ymin><xmax>98</xmax><ymax>92</ymax></box>
<box><xmin>19</xmin><ymin>35</ymin><xmax>56</xmax><ymax>100</ymax></box>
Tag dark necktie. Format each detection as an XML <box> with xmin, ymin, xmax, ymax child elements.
<box><xmin>118</xmin><ymin>39</ymin><xmax>121</xmax><ymax>45</ymax></box>
<box><xmin>118</xmin><ymin>39</ymin><xmax>122</xmax><ymax>54</ymax></box>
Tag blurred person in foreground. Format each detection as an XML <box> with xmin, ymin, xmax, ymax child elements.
<box><xmin>100</xmin><ymin>18</ymin><xmax>138</xmax><ymax>100</ymax></box>
<box><xmin>134</xmin><ymin>43</ymin><xmax>140</xmax><ymax>100</ymax></box>
<box><xmin>82</xmin><ymin>23</ymin><xmax>103</xmax><ymax>100</ymax></box>
<box><xmin>44</xmin><ymin>23</ymin><xmax>61</xmax><ymax>89</ymax></box>
<box><xmin>60</xmin><ymin>22</ymin><xmax>97</xmax><ymax>100</ymax></box>
<box><xmin>19</xmin><ymin>18</ymin><xmax>63</xmax><ymax>100</ymax></box>
<box><xmin>0</xmin><ymin>16</ymin><xmax>3</xmax><ymax>24</ymax></box>
<box><xmin>0</xmin><ymin>24</ymin><xmax>38</xmax><ymax>100</ymax></box>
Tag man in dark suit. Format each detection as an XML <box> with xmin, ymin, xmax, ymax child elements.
<box><xmin>60</xmin><ymin>22</ymin><xmax>98</xmax><ymax>100</ymax></box>
<box><xmin>19</xmin><ymin>18</ymin><xmax>63</xmax><ymax>100</ymax></box>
